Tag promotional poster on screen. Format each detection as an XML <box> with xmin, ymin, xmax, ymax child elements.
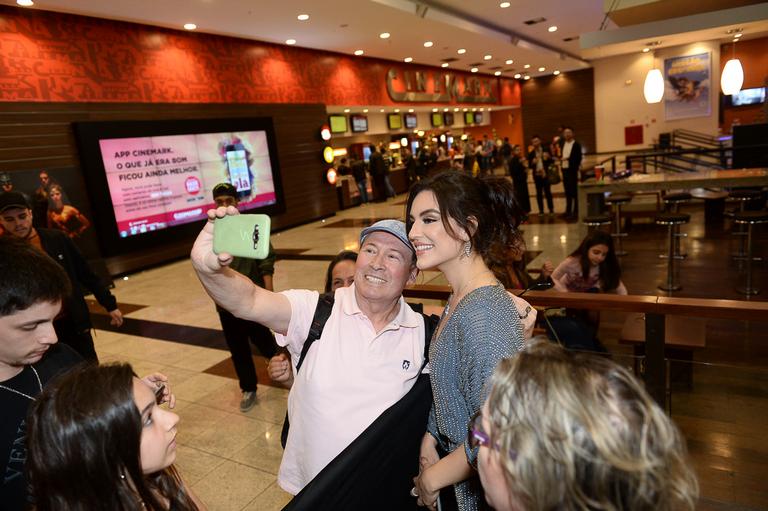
<box><xmin>664</xmin><ymin>53</ymin><xmax>711</xmax><ymax>121</ymax></box>
<box><xmin>99</xmin><ymin>131</ymin><xmax>277</xmax><ymax>237</ymax></box>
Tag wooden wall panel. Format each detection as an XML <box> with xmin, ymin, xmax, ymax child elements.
<box><xmin>520</xmin><ymin>69</ymin><xmax>596</xmax><ymax>153</ymax></box>
<box><xmin>0</xmin><ymin>102</ymin><xmax>335</xmax><ymax>274</ymax></box>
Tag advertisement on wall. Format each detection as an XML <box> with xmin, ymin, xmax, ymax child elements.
<box><xmin>664</xmin><ymin>53</ymin><xmax>711</xmax><ymax>121</ymax></box>
<box><xmin>98</xmin><ymin>131</ymin><xmax>277</xmax><ymax>237</ymax></box>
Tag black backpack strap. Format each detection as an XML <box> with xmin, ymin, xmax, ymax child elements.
<box><xmin>419</xmin><ymin>313</ymin><xmax>439</xmax><ymax>370</ymax></box>
<box><xmin>295</xmin><ymin>291</ymin><xmax>335</xmax><ymax>373</ymax></box>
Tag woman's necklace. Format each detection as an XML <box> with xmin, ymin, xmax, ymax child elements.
<box><xmin>443</xmin><ymin>270</ymin><xmax>498</xmax><ymax>317</ymax></box>
<box><xmin>0</xmin><ymin>365</ymin><xmax>43</xmax><ymax>401</ymax></box>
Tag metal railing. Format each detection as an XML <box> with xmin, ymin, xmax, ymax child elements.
<box><xmin>625</xmin><ymin>143</ymin><xmax>768</xmax><ymax>173</ymax></box>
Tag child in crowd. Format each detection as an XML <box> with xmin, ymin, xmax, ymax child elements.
<box><xmin>475</xmin><ymin>340</ymin><xmax>698</xmax><ymax>511</ymax></box>
<box><xmin>551</xmin><ymin>230</ymin><xmax>627</xmax><ymax>295</ymax></box>
<box><xmin>27</xmin><ymin>363</ymin><xmax>204</xmax><ymax>511</ymax></box>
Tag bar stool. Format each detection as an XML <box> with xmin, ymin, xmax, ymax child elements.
<box><xmin>733</xmin><ymin>210</ymin><xmax>768</xmax><ymax>296</ymax></box>
<box><xmin>662</xmin><ymin>192</ymin><xmax>691</xmax><ymax>259</ymax></box>
<box><xmin>729</xmin><ymin>189</ymin><xmax>762</xmax><ymax>263</ymax></box>
<box><xmin>582</xmin><ymin>215</ymin><xmax>612</xmax><ymax>232</ymax></box>
<box><xmin>605</xmin><ymin>193</ymin><xmax>631</xmax><ymax>256</ymax></box>
<box><xmin>656</xmin><ymin>213</ymin><xmax>690</xmax><ymax>292</ymax></box>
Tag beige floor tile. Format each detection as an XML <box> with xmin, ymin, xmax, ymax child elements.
<box><xmin>170</xmin><ymin>345</ymin><xmax>232</xmax><ymax>372</ymax></box>
<box><xmin>241</xmin><ymin>482</ymin><xmax>293</xmax><ymax>511</ymax></box>
<box><xmin>185</xmin><ymin>414</ymin><xmax>275</xmax><ymax>459</ymax></box>
<box><xmin>174</xmin><ymin>444</ymin><xmax>226</xmax><ymax>485</ymax></box>
<box><xmin>240</xmin><ymin>386</ymin><xmax>288</xmax><ymax>426</ymax></box>
<box><xmin>171</xmin><ymin>372</ymin><xmax>232</xmax><ymax>402</ymax></box>
<box><xmin>229</xmin><ymin>421</ymin><xmax>285</xmax><ymax>475</ymax></box>
<box><xmin>175</xmin><ymin>402</ymin><xmax>234</xmax><ymax>440</ymax></box>
<box><xmin>191</xmin><ymin>460</ymin><xmax>274</xmax><ymax>511</ymax></box>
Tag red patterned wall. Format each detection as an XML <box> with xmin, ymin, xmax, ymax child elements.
<box><xmin>0</xmin><ymin>6</ymin><xmax>521</xmax><ymax>107</ymax></box>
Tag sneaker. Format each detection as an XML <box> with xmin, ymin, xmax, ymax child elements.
<box><xmin>239</xmin><ymin>391</ymin><xmax>257</xmax><ymax>412</ymax></box>
<box><xmin>538</xmin><ymin>212</ymin><xmax>545</xmax><ymax>218</ymax></box>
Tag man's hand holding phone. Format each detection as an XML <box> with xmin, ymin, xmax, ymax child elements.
<box><xmin>191</xmin><ymin>206</ymin><xmax>239</xmax><ymax>274</ymax></box>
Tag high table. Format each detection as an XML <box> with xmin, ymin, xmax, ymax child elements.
<box><xmin>578</xmin><ymin>168</ymin><xmax>768</xmax><ymax>222</ymax></box>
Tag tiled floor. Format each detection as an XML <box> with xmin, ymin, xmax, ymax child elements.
<box><xmin>90</xmin><ymin>171</ymin><xmax>766</xmax><ymax>510</ymax></box>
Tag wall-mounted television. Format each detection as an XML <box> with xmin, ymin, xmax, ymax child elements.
<box><xmin>464</xmin><ymin>112</ymin><xmax>474</xmax><ymax>124</ymax></box>
<box><xmin>730</xmin><ymin>87</ymin><xmax>766</xmax><ymax>106</ymax></box>
<box><xmin>351</xmin><ymin>114</ymin><xmax>368</xmax><ymax>132</ymax></box>
<box><xmin>387</xmin><ymin>114</ymin><xmax>402</xmax><ymax>130</ymax></box>
<box><xmin>431</xmin><ymin>113</ymin><xmax>443</xmax><ymax>127</ymax></box>
<box><xmin>73</xmin><ymin>117</ymin><xmax>285</xmax><ymax>257</ymax></box>
<box><xmin>444</xmin><ymin>112</ymin><xmax>454</xmax><ymax>126</ymax></box>
<box><xmin>404</xmin><ymin>113</ymin><xmax>418</xmax><ymax>129</ymax></box>
<box><xmin>474</xmin><ymin>112</ymin><xmax>484</xmax><ymax>124</ymax></box>
<box><xmin>329</xmin><ymin>115</ymin><xmax>348</xmax><ymax>133</ymax></box>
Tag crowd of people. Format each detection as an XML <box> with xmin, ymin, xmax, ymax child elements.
<box><xmin>0</xmin><ymin>167</ymin><xmax>700</xmax><ymax>511</ymax></box>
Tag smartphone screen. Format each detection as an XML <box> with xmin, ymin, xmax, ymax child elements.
<box><xmin>225</xmin><ymin>144</ymin><xmax>251</xmax><ymax>193</ymax></box>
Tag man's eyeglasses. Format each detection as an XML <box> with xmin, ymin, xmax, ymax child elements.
<box><xmin>467</xmin><ymin>411</ymin><xmax>517</xmax><ymax>461</ymax></box>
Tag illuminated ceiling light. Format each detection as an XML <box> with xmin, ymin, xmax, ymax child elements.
<box><xmin>505</xmin><ymin>59</ymin><xmax>513</xmax><ymax>65</ymax></box>
<box><xmin>734</xmin><ymin>32</ymin><xmax>743</xmax><ymax>38</ymax></box>
<box><xmin>16</xmin><ymin>0</ymin><xmax>34</xmax><ymax>5</ymax></box>
<box><xmin>343</xmin><ymin>108</ymin><xmax>350</xmax><ymax>113</ymax></box>
<box><xmin>643</xmin><ymin>69</ymin><xmax>664</xmax><ymax>103</ymax></box>
<box><xmin>418</xmin><ymin>130</ymin><xmax>425</xmax><ymax>137</ymax></box>
<box><xmin>394</xmin><ymin>108</ymin><xmax>400</xmax><ymax>112</ymax></box>
<box><xmin>523</xmin><ymin>64</ymin><xmax>531</xmax><ymax>69</ymax></box>
<box><xmin>484</xmin><ymin>55</ymin><xmax>492</xmax><ymax>60</ymax></box>
<box><xmin>457</xmin><ymin>48</ymin><xmax>466</xmax><ymax>54</ymax></box>
<box><xmin>500</xmin><ymin>1</ymin><xmax>511</xmax><ymax>7</ymax></box>
<box><xmin>523</xmin><ymin>75</ymin><xmax>531</xmax><ymax>80</ymax></box>
<box><xmin>642</xmin><ymin>47</ymin><xmax>650</xmax><ymax>53</ymax></box>
<box><xmin>479</xmin><ymin>107</ymin><xmax>485</xmax><ymax>111</ymax></box>
<box><xmin>514</xmin><ymin>73</ymin><xmax>522</xmax><ymax>79</ymax></box>
<box><xmin>553</xmin><ymin>70</ymin><xmax>560</xmax><ymax>75</ymax></box>
<box><xmin>538</xmin><ymin>66</ymin><xmax>545</xmax><ymax>72</ymax></box>
<box><xmin>441</xmin><ymin>63</ymin><xmax>449</xmax><ymax>68</ymax></box>
<box><xmin>297</xmin><ymin>14</ymin><xmax>309</xmax><ymax>21</ymax></box>
<box><xmin>326</xmin><ymin>168</ymin><xmax>337</xmax><ymax>185</ymax></box>
<box><xmin>379</xmin><ymin>32</ymin><xmax>391</xmax><ymax>39</ymax></box>
<box><xmin>380</xmin><ymin>108</ymin><xmax>385</xmax><ymax>112</ymax></box>
<box><xmin>404</xmin><ymin>57</ymin><xmax>413</xmax><ymax>62</ymax></box>
<box><xmin>424</xmin><ymin>41</ymin><xmax>434</xmax><ymax>48</ymax></box>
<box><xmin>453</xmin><ymin>107</ymin><xmax>459</xmax><ymax>111</ymax></box>
<box><xmin>285</xmin><ymin>39</ymin><xmax>297</xmax><ymax>45</ymax></box>
<box><xmin>494</xmin><ymin>71</ymin><xmax>502</xmax><ymax>76</ymax></box>
<box><xmin>472</xmin><ymin>107</ymin><xmax>477</xmax><ymax>111</ymax></box>
<box><xmin>462</xmin><ymin>108</ymin><xmax>468</xmax><ymax>111</ymax></box>
<box><xmin>363</xmin><ymin>108</ymin><xmax>369</xmax><ymax>113</ymax></box>
<box><xmin>408</xmin><ymin>108</ymin><xmax>414</xmax><ymax>112</ymax></box>
<box><xmin>432</xmin><ymin>108</ymin><xmax>438</xmax><ymax>112</ymax></box>
<box><xmin>183</xmin><ymin>23</ymin><xmax>197</xmax><ymax>30</ymax></box>
<box><xmin>548</xmin><ymin>26</ymin><xmax>558</xmax><ymax>32</ymax></box>
<box><xmin>488</xmin><ymin>107</ymin><xmax>492</xmax><ymax>111</ymax></box>
<box><xmin>354</xmin><ymin>49</ymin><xmax>364</xmax><ymax>56</ymax></box>
<box><xmin>471</xmin><ymin>67</ymin><xmax>478</xmax><ymax>73</ymax></box>
<box><xmin>401</xmin><ymin>137</ymin><xmax>408</xmax><ymax>146</ymax></box>
<box><xmin>721</xmin><ymin>59</ymin><xmax>744</xmax><ymax>95</ymax></box>
<box><xmin>443</xmin><ymin>108</ymin><xmax>449</xmax><ymax>112</ymax></box>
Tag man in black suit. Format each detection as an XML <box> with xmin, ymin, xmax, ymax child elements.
<box><xmin>558</xmin><ymin>127</ymin><xmax>583</xmax><ymax>219</ymax></box>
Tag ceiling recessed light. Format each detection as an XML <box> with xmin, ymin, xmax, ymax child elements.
<box><xmin>548</xmin><ymin>26</ymin><xmax>558</xmax><ymax>32</ymax></box>
<box><xmin>524</xmin><ymin>64</ymin><xmax>531</xmax><ymax>69</ymax></box>
<box><xmin>432</xmin><ymin>108</ymin><xmax>438</xmax><ymax>112</ymax></box>
<box><xmin>424</xmin><ymin>41</ymin><xmax>433</xmax><ymax>48</ymax></box>
<box><xmin>488</xmin><ymin>107</ymin><xmax>492</xmax><ymax>111</ymax></box>
<box><xmin>404</xmin><ymin>57</ymin><xmax>413</xmax><ymax>63</ymax></box>
<box><xmin>500</xmin><ymin>1</ymin><xmax>511</xmax><ymax>7</ymax></box>
<box><xmin>505</xmin><ymin>59</ymin><xmax>514</xmax><ymax>65</ymax></box>
<box><xmin>472</xmin><ymin>108</ymin><xmax>477</xmax><ymax>112</ymax></box>
<box><xmin>479</xmin><ymin>107</ymin><xmax>485</xmax><ymax>111</ymax></box>
<box><xmin>471</xmin><ymin>67</ymin><xmax>479</xmax><ymax>73</ymax></box>
<box><xmin>16</xmin><ymin>0</ymin><xmax>34</xmax><ymax>5</ymax></box>
<box><xmin>494</xmin><ymin>71</ymin><xmax>502</xmax><ymax>76</ymax></box>
<box><xmin>514</xmin><ymin>73</ymin><xmax>521</xmax><ymax>79</ymax></box>
<box><xmin>297</xmin><ymin>14</ymin><xmax>309</xmax><ymax>21</ymax></box>
<box><xmin>443</xmin><ymin>108</ymin><xmax>449</xmax><ymax>112</ymax></box>
<box><xmin>463</xmin><ymin>108</ymin><xmax>468</xmax><ymax>111</ymax></box>
<box><xmin>394</xmin><ymin>108</ymin><xmax>400</xmax><ymax>112</ymax></box>
<box><xmin>354</xmin><ymin>49</ymin><xmax>364</xmax><ymax>56</ymax></box>
<box><xmin>484</xmin><ymin>55</ymin><xmax>492</xmax><ymax>60</ymax></box>
<box><xmin>538</xmin><ymin>66</ymin><xmax>545</xmax><ymax>72</ymax></box>
<box><xmin>285</xmin><ymin>39</ymin><xmax>296</xmax><ymax>45</ymax></box>
<box><xmin>454</xmin><ymin>107</ymin><xmax>459</xmax><ymax>112</ymax></box>
<box><xmin>183</xmin><ymin>23</ymin><xmax>197</xmax><ymax>30</ymax></box>
<box><xmin>734</xmin><ymin>33</ymin><xmax>743</xmax><ymax>38</ymax></box>
<box><xmin>524</xmin><ymin>75</ymin><xmax>531</xmax><ymax>80</ymax></box>
<box><xmin>343</xmin><ymin>108</ymin><xmax>350</xmax><ymax>113</ymax></box>
<box><xmin>363</xmin><ymin>109</ymin><xmax>369</xmax><ymax>113</ymax></box>
<box><xmin>553</xmin><ymin>70</ymin><xmax>560</xmax><ymax>75</ymax></box>
<box><xmin>457</xmin><ymin>48</ymin><xmax>466</xmax><ymax>54</ymax></box>
<box><xmin>642</xmin><ymin>47</ymin><xmax>650</xmax><ymax>53</ymax></box>
<box><xmin>441</xmin><ymin>63</ymin><xmax>449</xmax><ymax>68</ymax></box>
<box><xmin>408</xmin><ymin>108</ymin><xmax>414</xmax><ymax>112</ymax></box>
<box><xmin>379</xmin><ymin>32</ymin><xmax>391</xmax><ymax>39</ymax></box>
<box><xmin>380</xmin><ymin>109</ymin><xmax>385</xmax><ymax>113</ymax></box>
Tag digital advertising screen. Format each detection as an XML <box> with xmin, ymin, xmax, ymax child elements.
<box><xmin>444</xmin><ymin>112</ymin><xmax>454</xmax><ymax>126</ymax></box>
<box><xmin>731</xmin><ymin>87</ymin><xmax>765</xmax><ymax>106</ymax></box>
<box><xmin>431</xmin><ymin>113</ymin><xmax>443</xmax><ymax>127</ymax></box>
<box><xmin>351</xmin><ymin>115</ymin><xmax>368</xmax><ymax>133</ymax></box>
<box><xmin>404</xmin><ymin>113</ymin><xmax>418</xmax><ymax>129</ymax></box>
<box><xmin>74</xmin><ymin>117</ymin><xmax>284</xmax><ymax>257</ymax></box>
<box><xmin>464</xmin><ymin>112</ymin><xmax>475</xmax><ymax>124</ymax></box>
<box><xmin>387</xmin><ymin>114</ymin><xmax>402</xmax><ymax>130</ymax></box>
<box><xmin>329</xmin><ymin>115</ymin><xmax>348</xmax><ymax>133</ymax></box>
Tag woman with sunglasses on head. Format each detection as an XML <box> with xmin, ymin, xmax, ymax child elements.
<box><xmin>27</xmin><ymin>363</ymin><xmax>205</xmax><ymax>511</ymax></box>
<box><xmin>473</xmin><ymin>340</ymin><xmax>698</xmax><ymax>511</ymax></box>
<box><xmin>407</xmin><ymin>171</ymin><xmax>527</xmax><ymax>511</ymax></box>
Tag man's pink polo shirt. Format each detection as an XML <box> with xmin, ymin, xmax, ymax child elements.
<box><xmin>275</xmin><ymin>284</ymin><xmax>425</xmax><ymax>495</ymax></box>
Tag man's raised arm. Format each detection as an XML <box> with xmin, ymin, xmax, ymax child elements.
<box><xmin>190</xmin><ymin>206</ymin><xmax>291</xmax><ymax>334</ymax></box>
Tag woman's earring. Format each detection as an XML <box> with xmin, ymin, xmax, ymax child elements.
<box><xmin>462</xmin><ymin>240</ymin><xmax>472</xmax><ymax>258</ymax></box>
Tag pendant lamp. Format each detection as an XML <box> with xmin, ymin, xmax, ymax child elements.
<box><xmin>721</xmin><ymin>41</ymin><xmax>744</xmax><ymax>96</ymax></box>
<box><xmin>644</xmin><ymin>68</ymin><xmax>664</xmax><ymax>103</ymax></box>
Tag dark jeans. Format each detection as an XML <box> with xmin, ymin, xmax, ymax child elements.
<box><xmin>218</xmin><ymin>309</ymin><xmax>277</xmax><ymax>392</ymax></box>
<box><xmin>511</xmin><ymin>172</ymin><xmax>531</xmax><ymax>213</ymax></box>
<box><xmin>563</xmin><ymin>169</ymin><xmax>579</xmax><ymax>216</ymax></box>
<box><xmin>533</xmin><ymin>175</ymin><xmax>554</xmax><ymax>213</ymax></box>
<box><xmin>356</xmin><ymin>179</ymin><xmax>369</xmax><ymax>203</ymax></box>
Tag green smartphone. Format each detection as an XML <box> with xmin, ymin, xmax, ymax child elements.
<box><xmin>213</xmin><ymin>214</ymin><xmax>271</xmax><ymax>260</ymax></box>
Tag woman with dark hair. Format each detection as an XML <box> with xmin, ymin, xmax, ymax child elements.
<box><xmin>507</xmin><ymin>145</ymin><xmax>531</xmax><ymax>214</ymax></box>
<box><xmin>407</xmin><ymin>171</ymin><xmax>526</xmax><ymax>511</ymax></box>
<box><xmin>27</xmin><ymin>363</ymin><xmax>204</xmax><ymax>511</ymax></box>
<box><xmin>486</xmin><ymin>237</ymin><xmax>553</xmax><ymax>291</ymax></box>
<box><xmin>551</xmin><ymin>230</ymin><xmax>626</xmax><ymax>295</ymax></box>
<box><xmin>324</xmin><ymin>250</ymin><xmax>358</xmax><ymax>293</ymax></box>
<box><xmin>46</xmin><ymin>183</ymin><xmax>91</xmax><ymax>238</ymax></box>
